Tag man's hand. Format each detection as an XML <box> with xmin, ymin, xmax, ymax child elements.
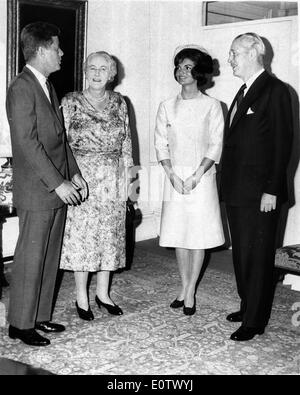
<box><xmin>260</xmin><ymin>193</ymin><xmax>277</xmax><ymax>212</ymax></box>
<box><xmin>72</xmin><ymin>173</ymin><xmax>88</xmax><ymax>201</ymax></box>
<box><xmin>55</xmin><ymin>180</ymin><xmax>82</xmax><ymax>205</ymax></box>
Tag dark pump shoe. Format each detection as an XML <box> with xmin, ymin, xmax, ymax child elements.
<box><xmin>183</xmin><ymin>296</ymin><xmax>196</xmax><ymax>316</ymax></box>
<box><xmin>170</xmin><ymin>299</ymin><xmax>184</xmax><ymax>309</ymax></box>
<box><xmin>226</xmin><ymin>311</ymin><xmax>244</xmax><ymax>322</ymax></box>
<box><xmin>35</xmin><ymin>321</ymin><xmax>65</xmax><ymax>333</ymax></box>
<box><xmin>183</xmin><ymin>304</ymin><xmax>196</xmax><ymax>316</ymax></box>
<box><xmin>75</xmin><ymin>302</ymin><xmax>94</xmax><ymax>321</ymax></box>
<box><xmin>95</xmin><ymin>295</ymin><xmax>123</xmax><ymax>316</ymax></box>
<box><xmin>8</xmin><ymin>326</ymin><xmax>50</xmax><ymax>346</ymax></box>
<box><xmin>183</xmin><ymin>298</ymin><xmax>196</xmax><ymax>316</ymax></box>
<box><xmin>230</xmin><ymin>326</ymin><xmax>265</xmax><ymax>341</ymax></box>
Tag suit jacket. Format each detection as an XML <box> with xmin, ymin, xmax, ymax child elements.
<box><xmin>220</xmin><ymin>71</ymin><xmax>293</xmax><ymax>207</ymax></box>
<box><xmin>6</xmin><ymin>66</ymin><xmax>80</xmax><ymax>211</ymax></box>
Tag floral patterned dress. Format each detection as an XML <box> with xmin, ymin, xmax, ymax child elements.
<box><xmin>60</xmin><ymin>91</ymin><xmax>133</xmax><ymax>272</ymax></box>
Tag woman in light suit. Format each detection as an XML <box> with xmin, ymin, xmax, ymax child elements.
<box><xmin>155</xmin><ymin>45</ymin><xmax>224</xmax><ymax>315</ymax></box>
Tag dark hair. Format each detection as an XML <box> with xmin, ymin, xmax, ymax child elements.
<box><xmin>174</xmin><ymin>48</ymin><xmax>213</xmax><ymax>87</ymax></box>
<box><xmin>21</xmin><ymin>21</ymin><xmax>61</xmax><ymax>62</ymax></box>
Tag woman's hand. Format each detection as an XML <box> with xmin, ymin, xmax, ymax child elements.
<box><xmin>183</xmin><ymin>174</ymin><xmax>197</xmax><ymax>194</ymax></box>
<box><xmin>160</xmin><ymin>159</ymin><xmax>185</xmax><ymax>194</ymax></box>
<box><xmin>170</xmin><ymin>173</ymin><xmax>185</xmax><ymax>194</ymax></box>
<box><xmin>183</xmin><ymin>167</ymin><xmax>204</xmax><ymax>194</ymax></box>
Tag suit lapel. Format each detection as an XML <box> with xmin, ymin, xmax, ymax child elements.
<box><xmin>23</xmin><ymin>66</ymin><xmax>63</xmax><ymax>129</ymax></box>
<box><xmin>229</xmin><ymin>71</ymin><xmax>270</xmax><ymax>131</ymax></box>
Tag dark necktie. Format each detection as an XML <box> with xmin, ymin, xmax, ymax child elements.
<box><xmin>46</xmin><ymin>79</ymin><xmax>60</xmax><ymax>121</ymax></box>
<box><xmin>229</xmin><ymin>83</ymin><xmax>247</xmax><ymax>126</ymax></box>
<box><xmin>46</xmin><ymin>79</ymin><xmax>55</xmax><ymax>108</ymax></box>
<box><xmin>236</xmin><ymin>83</ymin><xmax>247</xmax><ymax>108</ymax></box>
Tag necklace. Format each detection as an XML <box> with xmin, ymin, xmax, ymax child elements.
<box><xmin>87</xmin><ymin>90</ymin><xmax>107</xmax><ymax>103</ymax></box>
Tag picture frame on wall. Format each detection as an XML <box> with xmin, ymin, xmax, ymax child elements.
<box><xmin>6</xmin><ymin>0</ymin><xmax>87</xmax><ymax>101</ymax></box>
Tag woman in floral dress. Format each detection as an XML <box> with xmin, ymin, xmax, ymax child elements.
<box><xmin>60</xmin><ymin>51</ymin><xmax>133</xmax><ymax>320</ymax></box>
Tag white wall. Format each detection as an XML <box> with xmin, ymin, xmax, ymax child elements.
<box><xmin>199</xmin><ymin>16</ymin><xmax>300</xmax><ymax>246</ymax></box>
<box><xmin>87</xmin><ymin>2</ymin><xmax>299</xmax><ymax>243</ymax></box>
<box><xmin>87</xmin><ymin>0</ymin><xmax>205</xmax><ymax>240</ymax></box>
<box><xmin>0</xmin><ymin>1</ymin><xmax>299</xmax><ymax>255</ymax></box>
<box><xmin>87</xmin><ymin>0</ymin><xmax>151</xmax><ymax>165</ymax></box>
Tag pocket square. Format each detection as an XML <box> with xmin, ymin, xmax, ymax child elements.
<box><xmin>247</xmin><ymin>108</ymin><xmax>254</xmax><ymax>115</ymax></box>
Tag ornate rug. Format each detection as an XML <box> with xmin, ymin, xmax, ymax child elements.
<box><xmin>0</xmin><ymin>248</ymin><xmax>299</xmax><ymax>375</ymax></box>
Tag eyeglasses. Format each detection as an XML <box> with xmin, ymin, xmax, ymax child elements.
<box><xmin>87</xmin><ymin>66</ymin><xmax>109</xmax><ymax>73</ymax></box>
<box><xmin>228</xmin><ymin>49</ymin><xmax>249</xmax><ymax>59</ymax></box>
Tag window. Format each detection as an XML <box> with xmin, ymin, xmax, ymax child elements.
<box><xmin>204</xmin><ymin>1</ymin><xmax>298</xmax><ymax>25</ymax></box>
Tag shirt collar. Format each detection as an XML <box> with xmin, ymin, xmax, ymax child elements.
<box><xmin>245</xmin><ymin>68</ymin><xmax>265</xmax><ymax>91</ymax></box>
<box><xmin>26</xmin><ymin>64</ymin><xmax>47</xmax><ymax>86</ymax></box>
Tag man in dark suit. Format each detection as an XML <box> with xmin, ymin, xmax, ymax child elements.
<box><xmin>220</xmin><ymin>33</ymin><xmax>292</xmax><ymax>341</ymax></box>
<box><xmin>6</xmin><ymin>22</ymin><xmax>88</xmax><ymax>346</ymax></box>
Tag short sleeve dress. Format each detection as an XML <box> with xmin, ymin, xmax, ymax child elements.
<box><xmin>154</xmin><ymin>91</ymin><xmax>225</xmax><ymax>249</ymax></box>
<box><xmin>60</xmin><ymin>91</ymin><xmax>133</xmax><ymax>272</ymax></box>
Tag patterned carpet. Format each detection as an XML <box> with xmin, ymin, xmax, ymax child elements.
<box><xmin>0</xmin><ymin>246</ymin><xmax>299</xmax><ymax>375</ymax></box>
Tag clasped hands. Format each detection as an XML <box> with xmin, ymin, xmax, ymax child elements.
<box><xmin>55</xmin><ymin>173</ymin><xmax>88</xmax><ymax>205</ymax></box>
<box><xmin>170</xmin><ymin>170</ymin><xmax>203</xmax><ymax>195</ymax></box>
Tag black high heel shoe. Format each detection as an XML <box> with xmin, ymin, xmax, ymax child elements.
<box><xmin>183</xmin><ymin>298</ymin><xmax>196</xmax><ymax>316</ymax></box>
<box><xmin>95</xmin><ymin>295</ymin><xmax>123</xmax><ymax>316</ymax></box>
<box><xmin>170</xmin><ymin>299</ymin><xmax>184</xmax><ymax>309</ymax></box>
<box><xmin>75</xmin><ymin>302</ymin><xmax>94</xmax><ymax>321</ymax></box>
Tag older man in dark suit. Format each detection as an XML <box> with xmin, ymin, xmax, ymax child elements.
<box><xmin>220</xmin><ymin>33</ymin><xmax>292</xmax><ymax>341</ymax></box>
<box><xmin>6</xmin><ymin>22</ymin><xmax>88</xmax><ymax>346</ymax></box>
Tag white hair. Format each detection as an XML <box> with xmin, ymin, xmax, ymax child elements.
<box><xmin>235</xmin><ymin>32</ymin><xmax>266</xmax><ymax>64</ymax></box>
<box><xmin>83</xmin><ymin>51</ymin><xmax>117</xmax><ymax>81</ymax></box>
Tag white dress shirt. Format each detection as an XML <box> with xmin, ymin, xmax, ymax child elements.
<box><xmin>26</xmin><ymin>64</ymin><xmax>51</xmax><ymax>102</ymax></box>
<box><xmin>230</xmin><ymin>68</ymin><xmax>265</xmax><ymax>125</ymax></box>
<box><xmin>244</xmin><ymin>68</ymin><xmax>265</xmax><ymax>96</ymax></box>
